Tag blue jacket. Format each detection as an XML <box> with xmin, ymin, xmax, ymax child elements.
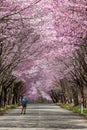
<box><xmin>21</xmin><ymin>98</ymin><xmax>27</xmax><ymax>105</ymax></box>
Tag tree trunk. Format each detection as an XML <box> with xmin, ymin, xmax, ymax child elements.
<box><xmin>72</xmin><ymin>88</ymin><xmax>79</xmax><ymax>106</ymax></box>
<box><xmin>80</xmin><ymin>86</ymin><xmax>86</xmax><ymax>107</ymax></box>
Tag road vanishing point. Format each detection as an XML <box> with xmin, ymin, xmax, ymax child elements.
<box><xmin>0</xmin><ymin>104</ymin><xmax>87</xmax><ymax>130</ymax></box>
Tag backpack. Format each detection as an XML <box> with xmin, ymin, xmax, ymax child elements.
<box><xmin>22</xmin><ymin>98</ymin><xmax>27</xmax><ymax>105</ymax></box>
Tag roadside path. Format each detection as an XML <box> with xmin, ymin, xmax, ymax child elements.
<box><xmin>0</xmin><ymin>104</ymin><xmax>87</xmax><ymax>130</ymax></box>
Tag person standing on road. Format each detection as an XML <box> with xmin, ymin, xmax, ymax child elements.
<box><xmin>21</xmin><ymin>96</ymin><xmax>28</xmax><ymax>114</ymax></box>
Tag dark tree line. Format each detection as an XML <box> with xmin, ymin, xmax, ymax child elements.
<box><xmin>50</xmin><ymin>37</ymin><xmax>87</xmax><ymax>106</ymax></box>
<box><xmin>0</xmin><ymin>0</ymin><xmax>41</xmax><ymax>107</ymax></box>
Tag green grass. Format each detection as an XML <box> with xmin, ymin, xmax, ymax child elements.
<box><xmin>5</xmin><ymin>104</ymin><xmax>17</xmax><ymax>109</ymax></box>
<box><xmin>57</xmin><ymin>103</ymin><xmax>87</xmax><ymax>118</ymax></box>
<box><xmin>0</xmin><ymin>104</ymin><xmax>18</xmax><ymax>113</ymax></box>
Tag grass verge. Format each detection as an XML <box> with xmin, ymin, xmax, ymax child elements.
<box><xmin>0</xmin><ymin>104</ymin><xmax>18</xmax><ymax>115</ymax></box>
<box><xmin>57</xmin><ymin>103</ymin><xmax>87</xmax><ymax>118</ymax></box>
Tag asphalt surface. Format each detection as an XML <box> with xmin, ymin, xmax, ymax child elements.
<box><xmin>0</xmin><ymin>104</ymin><xmax>87</xmax><ymax>130</ymax></box>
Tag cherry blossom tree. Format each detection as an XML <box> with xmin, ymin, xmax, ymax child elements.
<box><xmin>0</xmin><ymin>0</ymin><xmax>42</xmax><ymax>105</ymax></box>
<box><xmin>0</xmin><ymin>0</ymin><xmax>87</xmax><ymax>103</ymax></box>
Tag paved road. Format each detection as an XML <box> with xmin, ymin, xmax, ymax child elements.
<box><xmin>0</xmin><ymin>104</ymin><xmax>87</xmax><ymax>130</ymax></box>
